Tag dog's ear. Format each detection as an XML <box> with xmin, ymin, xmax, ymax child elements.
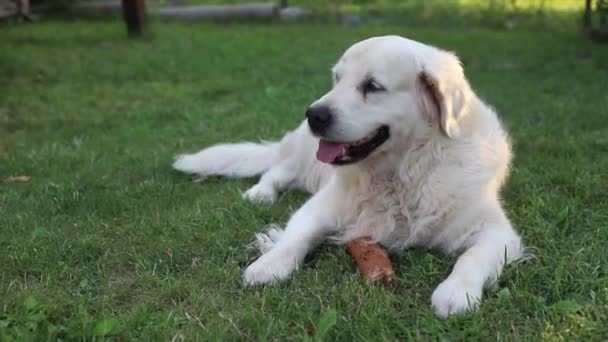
<box><xmin>417</xmin><ymin>52</ymin><xmax>471</xmax><ymax>138</ymax></box>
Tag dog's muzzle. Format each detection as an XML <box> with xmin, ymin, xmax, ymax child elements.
<box><xmin>305</xmin><ymin>105</ymin><xmax>333</xmax><ymax>136</ymax></box>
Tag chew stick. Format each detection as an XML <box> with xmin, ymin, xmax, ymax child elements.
<box><xmin>345</xmin><ymin>238</ymin><xmax>394</xmax><ymax>284</ymax></box>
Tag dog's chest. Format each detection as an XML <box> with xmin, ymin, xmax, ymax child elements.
<box><xmin>337</xmin><ymin>172</ymin><xmax>441</xmax><ymax>248</ymax></box>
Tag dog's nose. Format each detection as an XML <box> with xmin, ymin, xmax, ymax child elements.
<box><xmin>306</xmin><ymin>105</ymin><xmax>333</xmax><ymax>135</ymax></box>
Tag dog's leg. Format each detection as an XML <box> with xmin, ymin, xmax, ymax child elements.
<box><xmin>242</xmin><ymin>161</ymin><xmax>295</xmax><ymax>204</ymax></box>
<box><xmin>243</xmin><ymin>179</ymin><xmax>338</xmax><ymax>286</ymax></box>
<box><xmin>431</xmin><ymin>224</ymin><xmax>523</xmax><ymax>318</ymax></box>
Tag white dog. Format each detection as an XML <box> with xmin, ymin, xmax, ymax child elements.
<box><xmin>173</xmin><ymin>35</ymin><xmax>524</xmax><ymax>318</ymax></box>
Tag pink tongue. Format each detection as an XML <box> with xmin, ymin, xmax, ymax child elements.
<box><xmin>317</xmin><ymin>140</ymin><xmax>346</xmax><ymax>164</ymax></box>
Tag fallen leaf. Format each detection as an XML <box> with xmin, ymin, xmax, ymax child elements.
<box><xmin>307</xmin><ymin>323</ymin><xmax>316</xmax><ymax>336</ymax></box>
<box><xmin>165</xmin><ymin>245</ymin><xmax>173</xmax><ymax>258</ymax></box>
<box><xmin>3</xmin><ymin>176</ymin><xmax>31</xmax><ymax>183</ymax></box>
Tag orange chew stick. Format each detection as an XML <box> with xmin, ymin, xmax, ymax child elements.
<box><xmin>345</xmin><ymin>238</ymin><xmax>394</xmax><ymax>284</ymax></box>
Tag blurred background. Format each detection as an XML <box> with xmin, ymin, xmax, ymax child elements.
<box><xmin>2</xmin><ymin>0</ymin><xmax>607</xmax><ymax>33</ymax></box>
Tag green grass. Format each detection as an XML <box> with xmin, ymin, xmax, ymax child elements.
<box><xmin>1</xmin><ymin>20</ymin><xmax>608</xmax><ymax>340</ymax></box>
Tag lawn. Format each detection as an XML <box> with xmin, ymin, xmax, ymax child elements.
<box><xmin>1</xmin><ymin>19</ymin><xmax>607</xmax><ymax>340</ymax></box>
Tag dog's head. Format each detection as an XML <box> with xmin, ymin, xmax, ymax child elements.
<box><xmin>307</xmin><ymin>35</ymin><xmax>473</xmax><ymax>165</ymax></box>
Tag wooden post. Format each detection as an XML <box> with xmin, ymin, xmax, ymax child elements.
<box><xmin>583</xmin><ymin>0</ymin><xmax>592</xmax><ymax>30</ymax></box>
<box><xmin>18</xmin><ymin>0</ymin><xmax>31</xmax><ymax>20</ymax></box>
<box><xmin>122</xmin><ymin>0</ymin><xmax>146</xmax><ymax>36</ymax></box>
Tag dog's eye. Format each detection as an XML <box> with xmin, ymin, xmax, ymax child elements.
<box><xmin>362</xmin><ymin>79</ymin><xmax>385</xmax><ymax>95</ymax></box>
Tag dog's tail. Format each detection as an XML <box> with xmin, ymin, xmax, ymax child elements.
<box><xmin>172</xmin><ymin>141</ymin><xmax>279</xmax><ymax>178</ymax></box>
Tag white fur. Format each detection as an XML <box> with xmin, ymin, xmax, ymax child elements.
<box><xmin>173</xmin><ymin>35</ymin><xmax>524</xmax><ymax>318</ymax></box>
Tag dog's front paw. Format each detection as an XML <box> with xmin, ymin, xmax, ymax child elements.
<box><xmin>431</xmin><ymin>276</ymin><xmax>482</xmax><ymax>318</ymax></box>
<box><xmin>243</xmin><ymin>251</ymin><xmax>298</xmax><ymax>286</ymax></box>
<box><xmin>243</xmin><ymin>184</ymin><xmax>276</xmax><ymax>204</ymax></box>
<box><xmin>253</xmin><ymin>226</ymin><xmax>284</xmax><ymax>254</ymax></box>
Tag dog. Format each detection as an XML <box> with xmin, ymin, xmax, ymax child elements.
<box><xmin>173</xmin><ymin>35</ymin><xmax>524</xmax><ymax>318</ymax></box>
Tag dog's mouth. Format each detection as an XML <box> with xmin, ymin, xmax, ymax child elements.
<box><xmin>316</xmin><ymin>126</ymin><xmax>390</xmax><ymax>165</ymax></box>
